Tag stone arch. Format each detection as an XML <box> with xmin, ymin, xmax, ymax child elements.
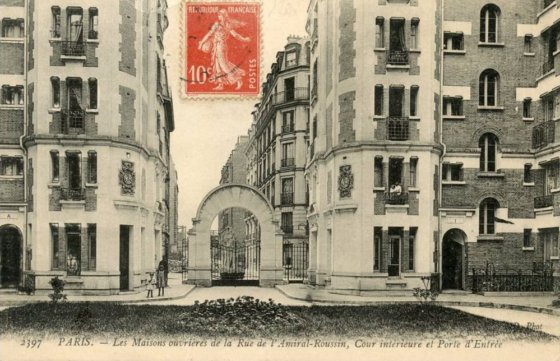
<box><xmin>0</xmin><ymin>224</ymin><xmax>23</xmax><ymax>288</ymax></box>
<box><xmin>187</xmin><ymin>184</ymin><xmax>284</xmax><ymax>287</ymax></box>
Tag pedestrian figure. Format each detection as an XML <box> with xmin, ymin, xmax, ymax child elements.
<box><xmin>157</xmin><ymin>265</ymin><xmax>165</xmax><ymax>297</ymax></box>
<box><xmin>146</xmin><ymin>272</ymin><xmax>155</xmax><ymax>298</ymax></box>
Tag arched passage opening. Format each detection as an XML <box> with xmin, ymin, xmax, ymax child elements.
<box><xmin>187</xmin><ymin>184</ymin><xmax>284</xmax><ymax>287</ymax></box>
<box><xmin>442</xmin><ymin>228</ymin><xmax>467</xmax><ymax>290</ymax></box>
<box><xmin>0</xmin><ymin>225</ymin><xmax>23</xmax><ymax>288</ymax></box>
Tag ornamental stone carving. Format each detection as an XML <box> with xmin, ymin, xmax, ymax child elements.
<box><xmin>338</xmin><ymin>165</ymin><xmax>353</xmax><ymax>198</ymax></box>
<box><xmin>119</xmin><ymin>160</ymin><xmax>136</xmax><ymax>195</ymax></box>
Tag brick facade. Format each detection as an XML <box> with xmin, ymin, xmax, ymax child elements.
<box><xmin>119</xmin><ymin>0</ymin><xmax>137</xmax><ymax>76</ymax></box>
<box><xmin>118</xmin><ymin>86</ymin><xmax>136</xmax><ymax>140</ymax></box>
<box><xmin>0</xmin><ymin>43</ymin><xmax>24</xmax><ymax>75</ymax></box>
<box><xmin>0</xmin><ymin>109</ymin><xmax>24</xmax><ymax>144</ymax></box>
<box><xmin>338</xmin><ymin>0</ymin><xmax>356</xmax><ymax>81</ymax></box>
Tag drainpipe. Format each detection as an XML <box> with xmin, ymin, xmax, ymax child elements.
<box><xmin>437</xmin><ymin>0</ymin><xmax>446</xmax><ymax>289</ymax></box>
<box><xmin>20</xmin><ymin>0</ymin><xmax>29</xmax><ymax>285</ymax></box>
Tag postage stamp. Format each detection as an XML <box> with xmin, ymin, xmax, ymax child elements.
<box><xmin>182</xmin><ymin>0</ymin><xmax>261</xmax><ymax>98</ymax></box>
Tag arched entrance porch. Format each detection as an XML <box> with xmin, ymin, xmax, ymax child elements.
<box><xmin>442</xmin><ymin>228</ymin><xmax>467</xmax><ymax>290</ymax></box>
<box><xmin>0</xmin><ymin>225</ymin><xmax>23</xmax><ymax>288</ymax></box>
<box><xmin>187</xmin><ymin>184</ymin><xmax>284</xmax><ymax>287</ymax></box>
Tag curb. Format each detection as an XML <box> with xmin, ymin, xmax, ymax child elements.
<box><xmin>275</xmin><ymin>286</ymin><xmax>560</xmax><ymax>316</ymax></box>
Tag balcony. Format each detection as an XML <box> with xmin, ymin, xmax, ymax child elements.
<box><xmin>281</xmin><ymin>192</ymin><xmax>294</xmax><ymax>205</ymax></box>
<box><xmin>386</xmin><ymin>117</ymin><xmax>410</xmax><ymax>141</ymax></box>
<box><xmin>388</xmin><ymin>50</ymin><xmax>409</xmax><ymax>65</ymax></box>
<box><xmin>61</xmin><ymin>41</ymin><xmax>85</xmax><ymax>57</ymax></box>
<box><xmin>271</xmin><ymin>87</ymin><xmax>309</xmax><ymax>105</ymax></box>
<box><xmin>385</xmin><ymin>192</ymin><xmax>409</xmax><ymax>205</ymax></box>
<box><xmin>282</xmin><ymin>124</ymin><xmax>294</xmax><ymax>134</ymax></box>
<box><xmin>281</xmin><ymin>158</ymin><xmax>295</xmax><ymax>168</ymax></box>
<box><xmin>61</xmin><ymin>187</ymin><xmax>85</xmax><ymax>201</ymax></box>
<box><xmin>61</xmin><ymin>109</ymin><xmax>86</xmax><ymax>135</ymax></box>
<box><xmin>542</xmin><ymin>59</ymin><xmax>554</xmax><ymax>75</ymax></box>
<box><xmin>281</xmin><ymin>225</ymin><xmax>294</xmax><ymax>234</ymax></box>
<box><xmin>535</xmin><ymin>195</ymin><xmax>554</xmax><ymax>209</ymax></box>
<box><xmin>532</xmin><ymin>121</ymin><xmax>556</xmax><ymax>149</ymax></box>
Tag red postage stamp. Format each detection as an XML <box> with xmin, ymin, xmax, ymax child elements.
<box><xmin>183</xmin><ymin>1</ymin><xmax>261</xmax><ymax>97</ymax></box>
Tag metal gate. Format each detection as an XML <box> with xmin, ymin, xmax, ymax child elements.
<box><xmin>283</xmin><ymin>241</ymin><xmax>308</xmax><ymax>282</ymax></box>
<box><xmin>211</xmin><ymin>241</ymin><xmax>260</xmax><ymax>286</ymax></box>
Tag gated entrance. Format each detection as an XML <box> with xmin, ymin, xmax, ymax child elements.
<box><xmin>283</xmin><ymin>241</ymin><xmax>308</xmax><ymax>282</ymax></box>
<box><xmin>211</xmin><ymin>241</ymin><xmax>260</xmax><ymax>286</ymax></box>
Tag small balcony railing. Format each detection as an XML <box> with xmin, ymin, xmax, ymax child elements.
<box><xmin>282</xmin><ymin>124</ymin><xmax>294</xmax><ymax>133</ymax></box>
<box><xmin>61</xmin><ymin>41</ymin><xmax>85</xmax><ymax>56</ymax></box>
<box><xmin>281</xmin><ymin>225</ymin><xmax>293</xmax><ymax>234</ymax></box>
<box><xmin>543</xmin><ymin>59</ymin><xmax>554</xmax><ymax>75</ymax></box>
<box><xmin>388</xmin><ymin>49</ymin><xmax>409</xmax><ymax>65</ymax></box>
<box><xmin>61</xmin><ymin>187</ymin><xmax>85</xmax><ymax>201</ymax></box>
<box><xmin>534</xmin><ymin>195</ymin><xmax>554</xmax><ymax>209</ymax></box>
<box><xmin>281</xmin><ymin>192</ymin><xmax>294</xmax><ymax>205</ymax></box>
<box><xmin>387</xmin><ymin>117</ymin><xmax>409</xmax><ymax>141</ymax></box>
<box><xmin>272</xmin><ymin>87</ymin><xmax>309</xmax><ymax>105</ymax></box>
<box><xmin>532</xmin><ymin>121</ymin><xmax>556</xmax><ymax>149</ymax></box>
<box><xmin>281</xmin><ymin>158</ymin><xmax>295</xmax><ymax>168</ymax></box>
<box><xmin>385</xmin><ymin>192</ymin><xmax>409</xmax><ymax>205</ymax></box>
<box><xmin>61</xmin><ymin>109</ymin><xmax>86</xmax><ymax>134</ymax></box>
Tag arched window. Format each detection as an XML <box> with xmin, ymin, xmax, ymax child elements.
<box><xmin>480</xmin><ymin>4</ymin><xmax>500</xmax><ymax>43</ymax></box>
<box><xmin>479</xmin><ymin>198</ymin><xmax>499</xmax><ymax>234</ymax></box>
<box><xmin>479</xmin><ymin>133</ymin><xmax>498</xmax><ymax>172</ymax></box>
<box><xmin>479</xmin><ymin>69</ymin><xmax>499</xmax><ymax>106</ymax></box>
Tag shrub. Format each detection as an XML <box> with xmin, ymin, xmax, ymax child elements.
<box><xmin>412</xmin><ymin>276</ymin><xmax>439</xmax><ymax>303</ymax></box>
<box><xmin>48</xmin><ymin>276</ymin><xmax>67</xmax><ymax>304</ymax></box>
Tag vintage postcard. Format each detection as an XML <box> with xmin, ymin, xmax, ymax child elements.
<box><xmin>0</xmin><ymin>0</ymin><xmax>559</xmax><ymax>361</ymax></box>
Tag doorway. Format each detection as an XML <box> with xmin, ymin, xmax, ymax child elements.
<box><xmin>442</xmin><ymin>229</ymin><xmax>466</xmax><ymax>290</ymax></box>
<box><xmin>388</xmin><ymin>235</ymin><xmax>401</xmax><ymax>277</ymax></box>
<box><xmin>119</xmin><ymin>225</ymin><xmax>131</xmax><ymax>291</ymax></box>
<box><xmin>0</xmin><ymin>226</ymin><xmax>22</xmax><ymax>288</ymax></box>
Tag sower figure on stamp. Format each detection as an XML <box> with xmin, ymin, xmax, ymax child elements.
<box><xmin>198</xmin><ymin>9</ymin><xmax>250</xmax><ymax>90</ymax></box>
<box><xmin>156</xmin><ymin>265</ymin><xmax>165</xmax><ymax>297</ymax></box>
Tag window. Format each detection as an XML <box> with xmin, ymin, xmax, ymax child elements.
<box><xmin>543</xmin><ymin>95</ymin><xmax>554</xmax><ymax>121</ymax></box>
<box><xmin>67</xmin><ymin>78</ymin><xmax>83</xmax><ymax>110</ymax></box>
<box><xmin>409</xmin><ymin>227</ymin><xmax>416</xmax><ymax>271</ymax></box>
<box><xmin>375</xmin><ymin>17</ymin><xmax>384</xmax><ymax>48</ymax></box>
<box><xmin>282</xmin><ymin>111</ymin><xmax>294</xmax><ymax>133</ymax></box>
<box><xmin>284</xmin><ymin>77</ymin><xmax>295</xmax><ymax>101</ymax></box>
<box><xmin>524</xmin><ymin>164</ymin><xmax>533</xmax><ymax>183</ymax></box>
<box><xmin>374</xmin><ymin>85</ymin><xmax>384</xmax><ymax>116</ymax></box>
<box><xmin>410</xmin><ymin>18</ymin><xmax>419</xmax><ymax>49</ymax></box>
<box><xmin>66</xmin><ymin>151</ymin><xmax>82</xmax><ymax>191</ymax></box>
<box><xmin>88</xmin><ymin>8</ymin><xmax>98</xmax><ymax>40</ymax></box>
<box><xmin>281</xmin><ymin>212</ymin><xmax>293</xmax><ymax>234</ymax></box>
<box><xmin>542</xmin><ymin>228</ymin><xmax>559</xmax><ymax>260</ymax></box>
<box><xmin>51</xmin><ymin>77</ymin><xmax>60</xmax><ymax>108</ymax></box>
<box><xmin>67</xmin><ymin>8</ymin><xmax>84</xmax><ymax>43</ymax></box>
<box><xmin>281</xmin><ymin>178</ymin><xmax>294</xmax><ymax>205</ymax></box>
<box><xmin>388</xmin><ymin>157</ymin><xmax>403</xmax><ymax>189</ymax></box>
<box><xmin>409</xmin><ymin>157</ymin><xmax>417</xmax><ymax>187</ymax></box>
<box><xmin>479</xmin><ymin>198</ymin><xmax>499</xmax><ymax>235</ymax></box>
<box><xmin>66</xmin><ymin>224</ymin><xmax>82</xmax><ymax>275</ymax></box>
<box><xmin>374</xmin><ymin>227</ymin><xmax>382</xmax><ymax>271</ymax></box>
<box><xmin>479</xmin><ymin>69</ymin><xmax>499</xmax><ymax>106</ymax></box>
<box><xmin>410</xmin><ymin>86</ymin><xmax>418</xmax><ymax>116</ymax></box>
<box><xmin>545</xmin><ymin>161</ymin><xmax>559</xmax><ymax>194</ymax></box>
<box><xmin>523</xmin><ymin>229</ymin><xmax>532</xmax><ymax>248</ymax></box>
<box><xmin>50</xmin><ymin>223</ymin><xmax>60</xmax><ymax>269</ymax></box>
<box><xmin>443</xmin><ymin>97</ymin><xmax>463</xmax><ymax>116</ymax></box>
<box><xmin>285</xmin><ymin>50</ymin><xmax>297</xmax><ymax>67</ymax></box>
<box><xmin>311</xmin><ymin>60</ymin><xmax>318</xmax><ymax>98</ymax></box>
<box><xmin>87</xmin><ymin>224</ymin><xmax>96</xmax><ymax>270</ymax></box>
<box><xmin>442</xmin><ymin>163</ymin><xmax>463</xmax><ymax>181</ymax></box>
<box><xmin>1</xmin><ymin>19</ymin><xmax>24</xmax><ymax>38</ymax></box>
<box><xmin>523</xmin><ymin>98</ymin><xmax>532</xmax><ymax>119</ymax></box>
<box><xmin>50</xmin><ymin>150</ymin><xmax>59</xmax><ymax>182</ymax></box>
<box><xmin>389</xmin><ymin>19</ymin><xmax>407</xmax><ymax>64</ymax></box>
<box><xmin>281</xmin><ymin>142</ymin><xmax>294</xmax><ymax>167</ymax></box>
<box><xmin>88</xmin><ymin>78</ymin><xmax>97</xmax><ymax>109</ymax></box>
<box><xmin>479</xmin><ymin>133</ymin><xmax>498</xmax><ymax>172</ymax></box>
<box><xmin>389</xmin><ymin>86</ymin><xmax>404</xmax><ymax>117</ymax></box>
<box><xmin>374</xmin><ymin>156</ymin><xmax>384</xmax><ymax>188</ymax></box>
<box><xmin>87</xmin><ymin>151</ymin><xmax>97</xmax><ymax>184</ymax></box>
<box><xmin>1</xmin><ymin>85</ymin><xmax>24</xmax><ymax>106</ymax></box>
<box><xmin>524</xmin><ymin>35</ymin><xmax>533</xmax><ymax>54</ymax></box>
<box><xmin>0</xmin><ymin>157</ymin><xmax>23</xmax><ymax>176</ymax></box>
<box><xmin>480</xmin><ymin>4</ymin><xmax>500</xmax><ymax>43</ymax></box>
<box><xmin>444</xmin><ymin>32</ymin><xmax>464</xmax><ymax>51</ymax></box>
<box><xmin>51</xmin><ymin>7</ymin><xmax>61</xmax><ymax>38</ymax></box>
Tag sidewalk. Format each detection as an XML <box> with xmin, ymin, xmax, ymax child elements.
<box><xmin>0</xmin><ymin>273</ymin><xmax>195</xmax><ymax>307</ymax></box>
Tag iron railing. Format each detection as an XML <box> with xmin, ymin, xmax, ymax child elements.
<box><xmin>61</xmin><ymin>41</ymin><xmax>85</xmax><ymax>56</ymax></box>
<box><xmin>543</xmin><ymin>59</ymin><xmax>554</xmax><ymax>75</ymax></box>
<box><xmin>281</xmin><ymin>192</ymin><xmax>294</xmax><ymax>205</ymax></box>
<box><xmin>211</xmin><ymin>242</ymin><xmax>260</xmax><ymax>286</ymax></box>
<box><xmin>534</xmin><ymin>194</ymin><xmax>554</xmax><ymax>208</ymax></box>
<box><xmin>282</xmin><ymin>124</ymin><xmax>295</xmax><ymax>133</ymax></box>
<box><xmin>388</xmin><ymin>49</ymin><xmax>409</xmax><ymax>65</ymax></box>
<box><xmin>281</xmin><ymin>225</ymin><xmax>293</xmax><ymax>234</ymax></box>
<box><xmin>385</xmin><ymin>192</ymin><xmax>409</xmax><ymax>205</ymax></box>
<box><xmin>271</xmin><ymin>87</ymin><xmax>309</xmax><ymax>105</ymax></box>
<box><xmin>61</xmin><ymin>187</ymin><xmax>85</xmax><ymax>201</ymax></box>
<box><xmin>471</xmin><ymin>262</ymin><xmax>554</xmax><ymax>293</ymax></box>
<box><xmin>281</xmin><ymin>158</ymin><xmax>295</xmax><ymax>167</ymax></box>
<box><xmin>283</xmin><ymin>241</ymin><xmax>308</xmax><ymax>282</ymax></box>
<box><xmin>61</xmin><ymin>109</ymin><xmax>85</xmax><ymax>134</ymax></box>
<box><xmin>387</xmin><ymin>117</ymin><xmax>410</xmax><ymax>141</ymax></box>
<box><xmin>532</xmin><ymin>121</ymin><xmax>556</xmax><ymax>148</ymax></box>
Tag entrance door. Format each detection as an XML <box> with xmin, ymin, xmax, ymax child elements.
<box><xmin>442</xmin><ymin>239</ymin><xmax>463</xmax><ymax>289</ymax></box>
<box><xmin>388</xmin><ymin>236</ymin><xmax>401</xmax><ymax>277</ymax></box>
<box><xmin>0</xmin><ymin>227</ymin><xmax>21</xmax><ymax>288</ymax></box>
<box><xmin>119</xmin><ymin>225</ymin><xmax>130</xmax><ymax>291</ymax></box>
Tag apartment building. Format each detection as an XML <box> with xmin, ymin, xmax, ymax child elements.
<box><xmin>306</xmin><ymin>0</ymin><xmax>559</xmax><ymax>292</ymax></box>
<box><xmin>0</xmin><ymin>0</ymin><xmax>176</xmax><ymax>294</ymax></box>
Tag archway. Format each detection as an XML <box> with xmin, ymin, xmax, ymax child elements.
<box><xmin>442</xmin><ymin>228</ymin><xmax>467</xmax><ymax>290</ymax></box>
<box><xmin>0</xmin><ymin>225</ymin><xmax>22</xmax><ymax>288</ymax></box>
<box><xmin>187</xmin><ymin>184</ymin><xmax>284</xmax><ymax>287</ymax></box>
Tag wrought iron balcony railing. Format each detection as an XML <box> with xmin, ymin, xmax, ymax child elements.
<box><xmin>61</xmin><ymin>109</ymin><xmax>86</xmax><ymax>134</ymax></box>
<box><xmin>385</xmin><ymin>192</ymin><xmax>409</xmax><ymax>205</ymax></box>
<box><xmin>534</xmin><ymin>195</ymin><xmax>554</xmax><ymax>209</ymax></box>
<box><xmin>387</xmin><ymin>117</ymin><xmax>410</xmax><ymax>141</ymax></box>
<box><xmin>61</xmin><ymin>187</ymin><xmax>85</xmax><ymax>201</ymax></box>
<box><xmin>543</xmin><ymin>59</ymin><xmax>554</xmax><ymax>75</ymax></box>
<box><xmin>532</xmin><ymin>121</ymin><xmax>556</xmax><ymax>149</ymax></box>
<box><xmin>281</xmin><ymin>225</ymin><xmax>293</xmax><ymax>234</ymax></box>
<box><xmin>61</xmin><ymin>41</ymin><xmax>85</xmax><ymax>56</ymax></box>
<box><xmin>281</xmin><ymin>192</ymin><xmax>294</xmax><ymax>205</ymax></box>
<box><xmin>388</xmin><ymin>49</ymin><xmax>409</xmax><ymax>65</ymax></box>
<box><xmin>281</xmin><ymin>158</ymin><xmax>295</xmax><ymax>168</ymax></box>
<box><xmin>271</xmin><ymin>87</ymin><xmax>309</xmax><ymax>105</ymax></box>
<box><xmin>282</xmin><ymin>124</ymin><xmax>294</xmax><ymax>134</ymax></box>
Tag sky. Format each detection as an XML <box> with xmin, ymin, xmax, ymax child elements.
<box><xmin>164</xmin><ymin>0</ymin><xmax>309</xmax><ymax>230</ymax></box>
